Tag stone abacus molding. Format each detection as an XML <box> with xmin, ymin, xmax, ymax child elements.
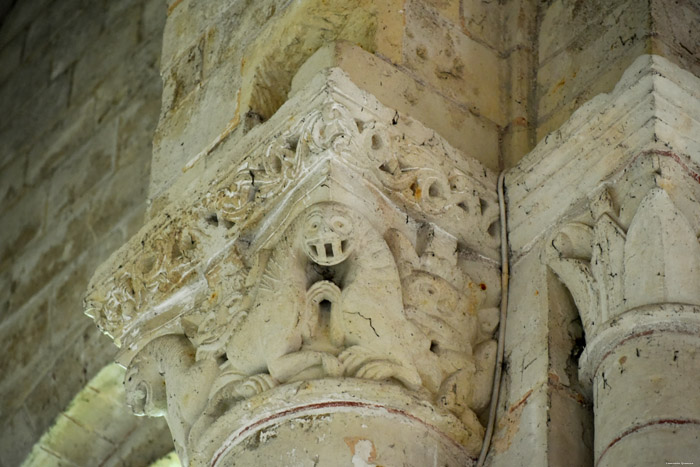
<box><xmin>506</xmin><ymin>55</ymin><xmax>700</xmax><ymax>467</ymax></box>
<box><xmin>84</xmin><ymin>69</ymin><xmax>501</xmax><ymax>466</ymax></box>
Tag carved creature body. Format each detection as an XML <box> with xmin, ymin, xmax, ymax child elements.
<box><xmin>386</xmin><ymin>228</ymin><xmax>498</xmax><ymax>427</ymax></box>
<box><xmin>124</xmin><ymin>335</ymin><xmax>218</xmax><ymax>465</ymax></box>
<box><xmin>219</xmin><ymin>202</ymin><xmax>430</xmax><ymax>395</ymax></box>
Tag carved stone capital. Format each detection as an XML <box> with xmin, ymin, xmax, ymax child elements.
<box><xmin>523</xmin><ymin>55</ymin><xmax>700</xmax><ymax>467</ymax></box>
<box><xmin>85</xmin><ymin>69</ymin><xmax>501</xmax><ymax>464</ymax></box>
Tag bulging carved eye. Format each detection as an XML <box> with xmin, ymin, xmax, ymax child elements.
<box><xmin>330</xmin><ymin>216</ymin><xmax>351</xmax><ymax>235</ymax></box>
<box><xmin>307</xmin><ymin>214</ymin><xmax>322</xmax><ymax>232</ymax></box>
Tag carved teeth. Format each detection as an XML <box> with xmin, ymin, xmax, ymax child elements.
<box><xmin>306</xmin><ymin>239</ymin><xmax>349</xmax><ymax>265</ymax></box>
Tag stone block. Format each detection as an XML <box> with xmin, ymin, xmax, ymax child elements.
<box><xmin>93</xmin><ymin>31</ymin><xmax>162</xmax><ymax>124</ymax></box>
<box><xmin>70</xmin><ymin>3</ymin><xmax>141</xmax><ymax>103</ymax></box>
<box><xmin>0</xmin><ymin>268</ymin><xmax>10</xmax><ymax>320</ymax></box>
<box><xmin>0</xmin><ymin>29</ymin><xmax>24</xmax><ymax>85</ymax></box>
<box><xmin>0</xmin><ymin>57</ymin><xmax>50</xmax><ymax>129</ymax></box>
<box><xmin>86</xmin><ymin>157</ymin><xmax>149</xmax><ymax>240</ymax></box>
<box><xmin>14</xmin><ymin>447</ymin><xmax>67</xmax><ymax>467</ymax></box>
<box><xmin>65</xmin><ymin>388</ymin><xmax>138</xmax><ymax>445</ymax></box>
<box><xmin>0</xmin><ymin>407</ymin><xmax>36</xmax><ymax>466</ymax></box>
<box><xmin>502</xmin><ymin>126</ymin><xmax>531</xmax><ymax>169</ymax></box>
<box><xmin>0</xmin><ymin>0</ymin><xmax>51</xmax><ymax>49</ymax></box>
<box><xmin>73</xmin><ymin>325</ymin><xmax>117</xmax><ymax>392</ymax></box>
<box><xmin>489</xmin><ymin>384</ymin><xmax>549</xmax><ymax>466</ymax></box>
<box><xmin>0</xmin><ymin>67</ymin><xmax>71</xmax><ymax>173</ymax></box>
<box><xmin>41</xmin><ymin>414</ymin><xmax>117</xmax><ymax>466</ymax></box>
<box><xmin>200</xmin><ymin>0</ymin><xmax>281</xmax><ymax>78</ymax></box>
<box><xmin>501</xmin><ymin>248</ymin><xmax>549</xmax><ymax>407</ymax></box>
<box><xmin>0</xmin><ymin>299</ymin><xmax>49</xmax><ymax>389</ymax></box>
<box><xmin>502</xmin><ymin>0</ymin><xmax>537</xmax><ymax>52</ymax></box>
<box><xmin>236</xmin><ymin>0</ymin><xmax>383</xmax><ymax>120</ymax></box>
<box><xmin>51</xmin><ymin>256</ymin><xmax>103</xmax><ymax>347</ymax></box>
<box><xmin>536</xmin><ymin>39</ymin><xmax>646</xmax><ymax>142</ymax></box>
<box><xmin>0</xmin><ymin>152</ymin><xmax>26</xmax><ymax>209</ymax></box>
<box><xmin>47</xmin><ymin>120</ymin><xmax>117</xmax><ymax>227</ymax></box>
<box><xmin>25</xmin><ymin>96</ymin><xmax>97</xmax><ymax>186</ymax></box>
<box><xmin>0</xmin><ymin>183</ymin><xmax>47</xmax><ymax>271</ymax></box>
<box><xmin>23</xmin><ymin>0</ymin><xmax>90</xmax><ymax>63</ymax></box>
<box><xmin>9</xmin><ymin>208</ymin><xmax>93</xmax><ymax>312</ymax></box>
<box><xmin>22</xmin><ymin>369</ymin><xmax>65</xmax><ymax>439</ymax></box>
<box><xmin>424</xmin><ymin>0</ymin><xmax>460</xmax><ymax>24</ymax></box>
<box><xmin>460</xmin><ymin>0</ymin><xmax>503</xmax><ymax>51</ymax></box>
<box><xmin>151</xmin><ymin>64</ymin><xmax>241</xmax><ymax>199</ymax></box>
<box><xmin>651</xmin><ymin>0</ymin><xmax>700</xmax><ymax>79</ymax></box>
<box><xmin>111</xmin><ymin>422</ymin><xmax>178</xmax><ymax>467</ymax></box>
<box><xmin>403</xmin><ymin>0</ymin><xmax>505</xmax><ymax>125</ymax></box>
<box><xmin>537</xmin><ymin>0</ymin><xmax>651</xmax><ymax>122</ymax></box>
<box><xmin>291</xmin><ymin>42</ymin><xmax>501</xmax><ymax>169</ymax></box>
<box><xmin>538</xmin><ymin>0</ymin><xmax>632</xmax><ymax>64</ymax></box>
<box><xmin>547</xmin><ymin>386</ymin><xmax>593</xmax><ymax>467</ymax></box>
<box><xmin>504</xmin><ymin>46</ymin><xmax>533</xmax><ymax>127</ymax></box>
<box><xmin>162</xmin><ymin>0</ymin><xmax>267</xmax><ymax>70</ymax></box>
<box><xmin>47</xmin><ymin>2</ymin><xmax>103</xmax><ymax>80</ymax></box>
<box><xmin>161</xmin><ymin>36</ymin><xmax>204</xmax><ymax>116</ymax></box>
<box><xmin>142</xmin><ymin>0</ymin><xmax>168</xmax><ymax>42</ymax></box>
<box><xmin>116</xmin><ymin>94</ymin><xmax>161</xmax><ymax>170</ymax></box>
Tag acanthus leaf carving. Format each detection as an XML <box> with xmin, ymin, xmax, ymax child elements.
<box><xmin>623</xmin><ymin>188</ymin><xmax>700</xmax><ymax>310</ymax></box>
<box><xmin>545</xmin><ymin>176</ymin><xmax>700</xmax><ymax>339</ymax></box>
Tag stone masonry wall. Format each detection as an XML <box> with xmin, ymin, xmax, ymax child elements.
<box><xmin>535</xmin><ymin>0</ymin><xmax>700</xmax><ymax>140</ymax></box>
<box><xmin>0</xmin><ymin>1</ymin><xmax>169</xmax><ymax>465</ymax></box>
<box><xmin>148</xmin><ymin>0</ymin><xmax>538</xmax><ymax>212</ymax></box>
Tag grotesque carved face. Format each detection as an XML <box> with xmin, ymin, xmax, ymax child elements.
<box><xmin>124</xmin><ymin>353</ymin><xmax>167</xmax><ymax>417</ymax></box>
<box><xmin>302</xmin><ymin>205</ymin><xmax>354</xmax><ymax>266</ymax></box>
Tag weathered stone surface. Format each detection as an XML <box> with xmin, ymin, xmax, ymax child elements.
<box><xmin>0</xmin><ymin>408</ymin><xmax>36</xmax><ymax>467</ymax></box>
<box><xmin>86</xmin><ymin>67</ymin><xmax>501</xmax><ymax>465</ymax></box>
<box><xmin>0</xmin><ymin>0</ymin><xmax>168</xmax><ymax>464</ymax></box>
<box><xmin>151</xmin><ymin>0</ymin><xmax>513</xmax><ymax>201</ymax></box>
<box><xmin>537</xmin><ymin>0</ymin><xmax>651</xmax><ymax>122</ymax></box>
<box><xmin>509</xmin><ymin>54</ymin><xmax>700</xmax><ymax>256</ymax></box>
<box><xmin>0</xmin><ymin>29</ymin><xmax>23</xmax><ymax>85</ymax></box>
<box><xmin>291</xmin><ymin>41</ymin><xmax>501</xmax><ymax>170</ymax></box>
<box><xmin>403</xmin><ymin>0</ymin><xmax>504</xmax><ymax>125</ymax></box>
<box><xmin>522</xmin><ymin>55</ymin><xmax>700</xmax><ymax>466</ymax></box>
<box><xmin>535</xmin><ymin>0</ymin><xmax>700</xmax><ymax>144</ymax></box>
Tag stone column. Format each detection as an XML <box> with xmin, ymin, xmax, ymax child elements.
<box><xmin>530</xmin><ymin>55</ymin><xmax>700</xmax><ymax>466</ymax></box>
<box><xmin>84</xmin><ymin>69</ymin><xmax>502</xmax><ymax>466</ymax></box>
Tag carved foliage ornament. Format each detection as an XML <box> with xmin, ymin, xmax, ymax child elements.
<box><xmin>544</xmin><ymin>156</ymin><xmax>700</xmax><ymax>339</ymax></box>
<box><xmin>85</xmin><ymin>99</ymin><xmax>498</xmax><ymax>345</ymax></box>
<box><xmin>85</xmin><ymin>88</ymin><xmax>501</xmax><ymax>460</ymax></box>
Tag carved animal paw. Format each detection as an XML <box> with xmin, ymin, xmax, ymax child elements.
<box><xmin>339</xmin><ymin>346</ymin><xmax>422</xmax><ymax>391</ymax></box>
<box><xmin>321</xmin><ymin>353</ymin><xmax>344</xmax><ymax>377</ymax></box>
<box><xmin>211</xmin><ymin>373</ymin><xmax>278</xmax><ymax>406</ymax></box>
<box><xmin>233</xmin><ymin>374</ymin><xmax>278</xmax><ymax>399</ymax></box>
<box><xmin>338</xmin><ymin>345</ymin><xmax>375</xmax><ymax>375</ymax></box>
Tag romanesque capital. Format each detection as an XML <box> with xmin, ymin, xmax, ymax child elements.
<box><xmin>84</xmin><ymin>69</ymin><xmax>502</xmax><ymax>466</ymax></box>
<box><xmin>515</xmin><ymin>55</ymin><xmax>700</xmax><ymax>466</ymax></box>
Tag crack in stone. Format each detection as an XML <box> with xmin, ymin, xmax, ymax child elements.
<box><xmin>346</xmin><ymin>311</ymin><xmax>380</xmax><ymax>337</ymax></box>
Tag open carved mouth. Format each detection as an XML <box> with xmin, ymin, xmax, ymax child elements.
<box><xmin>304</xmin><ymin>238</ymin><xmax>351</xmax><ymax>266</ymax></box>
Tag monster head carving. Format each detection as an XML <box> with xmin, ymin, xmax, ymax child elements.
<box><xmin>124</xmin><ymin>351</ymin><xmax>167</xmax><ymax>417</ymax></box>
<box><xmin>302</xmin><ymin>205</ymin><xmax>354</xmax><ymax>266</ymax></box>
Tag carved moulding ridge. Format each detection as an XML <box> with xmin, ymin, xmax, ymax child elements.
<box><xmin>84</xmin><ymin>69</ymin><xmax>501</xmax><ymax>465</ymax></box>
